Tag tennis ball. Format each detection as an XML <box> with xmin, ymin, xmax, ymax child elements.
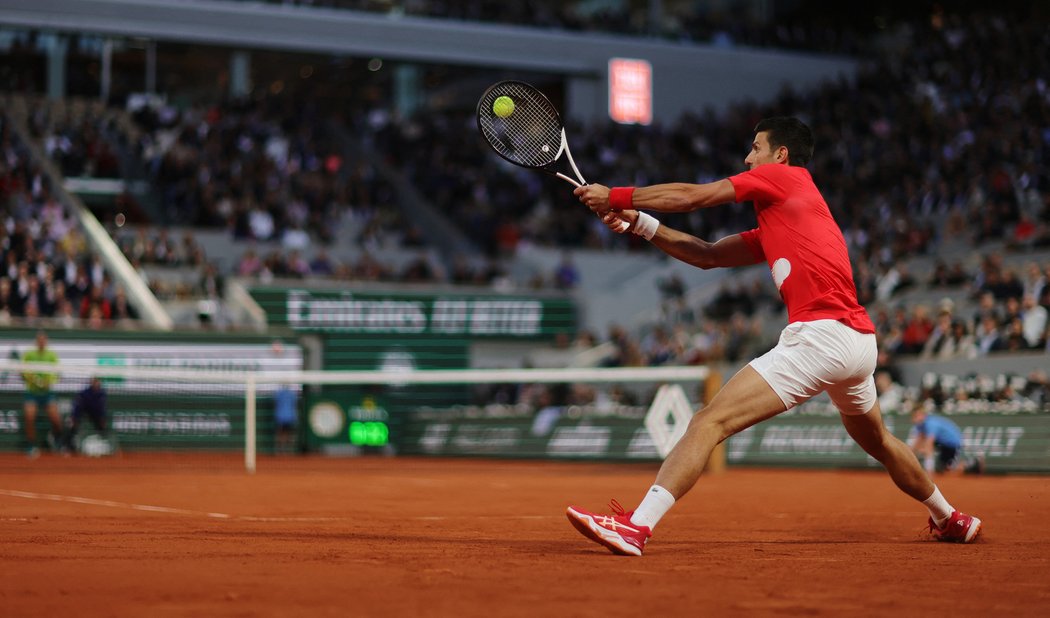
<box><xmin>493</xmin><ymin>95</ymin><xmax>515</xmax><ymax>118</ymax></box>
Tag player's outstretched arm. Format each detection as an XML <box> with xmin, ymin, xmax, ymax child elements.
<box><xmin>601</xmin><ymin>211</ymin><xmax>762</xmax><ymax>270</ymax></box>
<box><xmin>652</xmin><ymin>226</ymin><xmax>762</xmax><ymax>270</ymax></box>
<box><xmin>576</xmin><ymin>180</ymin><xmax>737</xmax><ymax>215</ymax></box>
<box><xmin>631</xmin><ymin>180</ymin><xmax>737</xmax><ymax>213</ymax></box>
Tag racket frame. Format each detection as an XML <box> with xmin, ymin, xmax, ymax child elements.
<box><xmin>477</xmin><ymin>80</ymin><xmax>587</xmax><ymax>188</ymax></box>
<box><xmin>477</xmin><ymin>81</ymin><xmax>629</xmax><ymax>232</ymax></box>
<box><xmin>552</xmin><ymin>128</ymin><xmax>587</xmax><ymax>187</ymax></box>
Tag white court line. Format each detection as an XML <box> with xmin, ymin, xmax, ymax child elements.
<box><xmin>0</xmin><ymin>488</ymin><xmax>233</xmax><ymax>519</ymax></box>
<box><xmin>0</xmin><ymin>488</ymin><xmax>556</xmax><ymax>522</ymax></box>
<box><xmin>0</xmin><ymin>489</ymin><xmax>360</xmax><ymax>521</ymax></box>
<box><xmin>0</xmin><ymin>488</ymin><xmax>357</xmax><ymax>521</ymax></box>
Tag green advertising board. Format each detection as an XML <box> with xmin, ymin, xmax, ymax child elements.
<box><xmin>249</xmin><ymin>287</ymin><xmax>577</xmax><ymax>339</ymax></box>
<box><xmin>395</xmin><ymin>402</ymin><xmax>1050</xmax><ymax>473</ymax></box>
<box><xmin>398</xmin><ymin>402</ymin><xmax>661</xmax><ymax>460</ymax></box>
<box><xmin>1</xmin><ymin>389</ymin><xmax>300</xmax><ymax>454</ymax></box>
<box><xmin>0</xmin><ymin>330</ymin><xmax>300</xmax><ymax>454</ymax></box>
<box><xmin>0</xmin><ymin>391</ymin><xmax>247</xmax><ymax>451</ymax></box>
<box><xmin>725</xmin><ymin>411</ymin><xmax>1050</xmax><ymax>473</ymax></box>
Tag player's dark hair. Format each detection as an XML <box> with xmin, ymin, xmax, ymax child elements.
<box><xmin>754</xmin><ymin>117</ymin><xmax>813</xmax><ymax>166</ymax></box>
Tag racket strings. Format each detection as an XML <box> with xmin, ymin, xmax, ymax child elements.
<box><xmin>479</xmin><ymin>83</ymin><xmax>562</xmax><ymax>167</ymax></box>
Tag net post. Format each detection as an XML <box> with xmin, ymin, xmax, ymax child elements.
<box><xmin>245</xmin><ymin>374</ymin><xmax>257</xmax><ymax>474</ymax></box>
<box><xmin>702</xmin><ymin>367</ymin><xmax>726</xmax><ymax>474</ymax></box>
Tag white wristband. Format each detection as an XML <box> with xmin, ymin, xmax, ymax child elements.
<box><xmin>632</xmin><ymin>212</ymin><xmax>660</xmax><ymax>241</ymax></box>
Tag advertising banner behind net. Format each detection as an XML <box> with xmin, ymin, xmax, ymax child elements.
<box><xmin>0</xmin><ymin>391</ymin><xmax>246</xmax><ymax>450</ymax></box>
<box><xmin>0</xmin><ymin>339</ymin><xmax>302</xmax><ymax>451</ymax></box>
<box><xmin>0</xmin><ymin>340</ymin><xmax>302</xmax><ymax>395</ymax></box>
<box><xmin>398</xmin><ymin>404</ymin><xmax>1050</xmax><ymax>473</ymax></box>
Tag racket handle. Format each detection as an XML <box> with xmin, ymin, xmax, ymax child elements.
<box><xmin>555</xmin><ymin>173</ymin><xmax>583</xmax><ymax>188</ymax></box>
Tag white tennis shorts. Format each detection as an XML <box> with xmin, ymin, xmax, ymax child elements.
<box><xmin>749</xmin><ymin>319</ymin><xmax>877</xmax><ymax>416</ymax></box>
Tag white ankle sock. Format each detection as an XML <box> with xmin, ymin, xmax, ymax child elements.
<box><xmin>922</xmin><ymin>487</ymin><xmax>954</xmax><ymax>527</ymax></box>
<box><xmin>629</xmin><ymin>485</ymin><xmax>676</xmax><ymax>530</ymax></box>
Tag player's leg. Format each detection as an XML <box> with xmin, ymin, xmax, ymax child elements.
<box><xmin>23</xmin><ymin>398</ymin><xmax>40</xmax><ymax>457</ymax></box>
<box><xmin>938</xmin><ymin>444</ymin><xmax>961</xmax><ymax>475</ymax></box>
<box><xmin>815</xmin><ymin>322</ymin><xmax>937</xmax><ymax>502</ymax></box>
<box><xmin>44</xmin><ymin>399</ymin><xmax>62</xmax><ymax>451</ymax></box>
<box><xmin>653</xmin><ymin>364</ymin><xmax>787</xmax><ymax>498</ymax></box>
<box><xmin>834</xmin><ymin>393</ymin><xmax>982</xmax><ymax>542</ymax></box>
<box><xmin>782</xmin><ymin>320</ymin><xmax>982</xmax><ymax>542</ymax></box>
<box><xmin>67</xmin><ymin>408</ymin><xmax>82</xmax><ymax>453</ymax></box>
<box><xmin>23</xmin><ymin>399</ymin><xmax>39</xmax><ymax>445</ymax></box>
<box><xmin>566</xmin><ymin>364</ymin><xmax>786</xmax><ymax>555</ymax></box>
<box><xmin>90</xmin><ymin>408</ymin><xmax>108</xmax><ymax>433</ymax></box>
<box><xmin>838</xmin><ymin>401</ymin><xmax>933</xmax><ymax>501</ymax></box>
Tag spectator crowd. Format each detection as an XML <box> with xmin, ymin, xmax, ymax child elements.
<box><xmin>3</xmin><ymin>6</ymin><xmax>1049</xmax><ymax>370</ymax></box>
<box><xmin>870</xmin><ymin>254</ymin><xmax>1050</xmax><ymax>362</ymax></box>
<box><xmin>370</xmin><ymin>10</ymin><xmax>1049</xmax><ymax>266</ymax></box>
<box><xmin>0</xmin><ymin>112</ymin><xmax>135</xmax><ymax>329</ymax></box>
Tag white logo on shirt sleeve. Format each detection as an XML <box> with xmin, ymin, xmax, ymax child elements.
<box><xmin>771</xmin><ymin>258</ymin><xmax>792</xmax><ymax>290</ymax></box>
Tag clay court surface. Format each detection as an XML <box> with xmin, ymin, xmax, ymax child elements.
<box><xmin>1</xmin><ymin>456</ymin><xmax>1048</xmax><ymax>617</ymax></box>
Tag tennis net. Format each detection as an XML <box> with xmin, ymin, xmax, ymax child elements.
<box><xmin>0</xmin><ymin>360</ymin><xmax>712</xmax><ymax>472</ymax></box>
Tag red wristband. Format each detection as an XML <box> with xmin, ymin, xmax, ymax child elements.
<box><xmin>608</xmin><ymin>186</ymin><xmax>635</xmax><ymax>211</ymax></box>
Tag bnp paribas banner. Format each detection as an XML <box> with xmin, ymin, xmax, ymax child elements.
<box><xmin>249</xmin><ymin>287</ymin><xmax>576</xmax><ymax>339</ymax></box>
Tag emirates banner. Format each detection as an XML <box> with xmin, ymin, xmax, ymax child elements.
<box><xmin>250</xmin><ymin>287</ymin><xmax>576</xmax><ymax>339</ymax></box>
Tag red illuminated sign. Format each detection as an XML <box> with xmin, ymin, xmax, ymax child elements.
<box><xmin>608</xmin><ymin>58</ymin><xmax>652</xmax><ymax>125</ymax></box>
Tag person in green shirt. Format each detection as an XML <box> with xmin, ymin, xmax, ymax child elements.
<box><xmin>22</xmin><ymin>330</ymin><xmax>61</xmax><ymax>457</ymax></box>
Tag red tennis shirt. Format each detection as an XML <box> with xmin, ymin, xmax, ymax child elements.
<box><xmin>728</xmin><ymin>163</ymin><xmax>875</xmax><ymax>334</ymax></box>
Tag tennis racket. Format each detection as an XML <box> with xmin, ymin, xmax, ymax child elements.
<box><xmin>476</xmin><ymin>80</ymin><xmax>589</xmax><ymax>188</ymax></box>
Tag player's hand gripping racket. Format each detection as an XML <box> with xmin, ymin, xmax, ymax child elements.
<box><xmin>477</xmin><ymin>80</ymin><xmax>630</xmax><ymax>232</ymax></box>
<box><xmin>476</xmin><ymin>80</ymin><xmax>589</xmax><ymax>188</ymax></box>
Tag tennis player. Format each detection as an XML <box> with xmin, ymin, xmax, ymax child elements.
<box><xmin>567</xmin><ymin>117</ymin><xmax>982</xmax><ymax>555</ymax></box>
<box><xmin>21</xmin><ymin>330</ymin><xmax>62</xmax><ymax>458</ymax></box>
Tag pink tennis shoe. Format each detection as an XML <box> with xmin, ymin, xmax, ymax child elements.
<box><xmin>566</xmin><ymin>500</ymin><xmax>652</xmax><ymax>556</ymax></box>
<box><xmin>928</xmin><ymin>510</ymin><xmax>982</xmax><ymax>543</ymax></box>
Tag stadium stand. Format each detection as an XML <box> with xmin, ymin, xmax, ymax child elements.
<box><xmin>361</xmin><ymin>9</ymin><xmax>1049</xmax><ymax>276</ymax></box>
<box><xmin>0</xmin><ymin>109</ymin><xmax>139</xmax><ymax>328</ymax></box>
<box><xmin>1</xmin><ymin>4</ymin><xmax>1047</xmax><ymax>366</ymax></box>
